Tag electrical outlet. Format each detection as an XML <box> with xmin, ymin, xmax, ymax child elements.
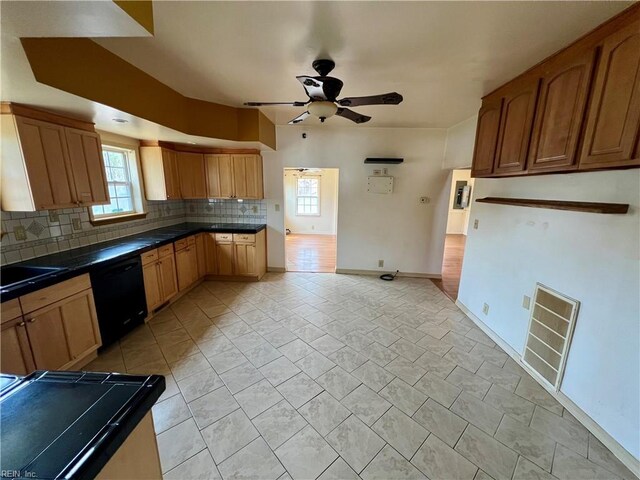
<box><xmin>378</xmin><ymin>260</ymin><xmax>384</xmax><ymax>268</ymax></box>
<box><xmin>473</xmin><ymin>219</ymin><xmax>479</xmax><ymax>229</ymax></box>
<box><xmin>373</xmin><ymin>169</ymin><xmax>382</xmax><ymax>175</ymax></box>
<box><xmin>482</xmin><ymin>303</ymin><xmax>489</xmax><ymax>315</ymax></box>
<box><xmin>383</xmin><ymin>168</ymin><xmax>389</xmax><ymax>175</ymax></box>
<box><xmin>275</xmin><ymin>204</ymin><xmax>280</xmax><ymax>212</ymax></box>
<box><xmin>522</xmin><ymin>295</ymin><xmax>531</xmax><ymax>310</ymax></box>
<box><xmin>311</xmin><ymin>225</ymin><xmax>315</xmax><ymax>230</ymax></box>
<box><xmin>420</xmin><ymin>197</ymin><xmax>430</xmax><ymax>204</ymax></box>
<box><xmin>72</xmin><ymin>218</ymin><xmax>82</xmax><ymax>231</ymax></box>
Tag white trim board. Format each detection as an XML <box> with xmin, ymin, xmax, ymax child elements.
<box><xmin>456</xmin><ymin>299</ymin><xmax>640</xmax><ymax>477</ymax></box>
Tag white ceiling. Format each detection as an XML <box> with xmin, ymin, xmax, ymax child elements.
<box><xmin>1</xmin><ymin>1</ymin><xmax>633</xmax><ymax>140</ymax></box>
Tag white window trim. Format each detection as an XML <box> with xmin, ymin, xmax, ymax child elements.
<box><xmin>89</xmin><ymin>144</ymin><xmax>147</xmax><ymax>224</ymax></box>
<box><xmin>296</xmin><ymin>175</ymin><xmax>321</xmax><ymax>217</ymax></box>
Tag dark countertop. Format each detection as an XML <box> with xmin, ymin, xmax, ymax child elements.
<box><xmin>0</xmin><ymin>222</ymin><xmax>266</xmax><ymax>301</ymax></box>
<box><xmin>0</xmin><ymin>370</ymin><xmax>165</xmax><ymax>480</ymax></box>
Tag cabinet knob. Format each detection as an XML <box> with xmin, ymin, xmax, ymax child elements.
<box><xmin>28</xmin><ymin>318</ymin><xmax>36</xmax><ymax>323</ymax></box>
<box><xmin>18</xmin><ymin>321</ymin><xmax>25</xmax><ymax>327</ymax></box>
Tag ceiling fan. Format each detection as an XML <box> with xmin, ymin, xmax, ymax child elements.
<box><xmin>245</xmin><ymin>59</ymin><xmax>403</xmax><ymax>125</ymax></box>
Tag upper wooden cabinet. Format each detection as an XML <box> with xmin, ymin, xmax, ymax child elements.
<box><xmin>1</xmin><ymin>105</ymin><xmax>110</xmax><ymax>211</ymax></box>
<box><xmin>579</xmin><ymin>19</ymin><xmax>640</xmax><ymax>170</ymax></box>
<box><xmin>493</xmin><ymin>75</ymin><xmax>540</xmax><ymax>175</ymax></box>
<box><xmin>528</xmin><ymin>48</ymin><xmax>597</xmax><ymax>172</ymax></box>
<box><xmin>177</xmin><ymin>152</ymin><xmax>207</xmax><ymax>199</ymax></box>
<box><xmin>471</xmin><ymin>6</ymin><xmax>640</xmax><ymax>178</ymax></box>
<box><xmin>140</xmin><ymin>146</ymin><xmax>181</xmax><ymax>200</ymax></box>
<box><xmin>471</xmin><ymin>97</ymin><xmax>502</xmax><ymax>177</ymax></box>
<box><xmin>205</xmin><ymin>154</ymin><xmax>263</xmax><ymax>199</ymax></box>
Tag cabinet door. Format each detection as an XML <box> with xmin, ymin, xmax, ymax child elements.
<box><xmin>175</xmin><ymin>247</ymin><xmax>193</xmax><ymax>291</ymax></box>
<box><xmin>15</xmin><ymin>116</ymin><xmax>76</xmax><ymax>209</ymax></box>
<box><xmin>493</xmin><ymin>75</ymin><xmax>540</xmax><ymax>175</ymax></box>
<box><xmin>580</xmin><ymin>19</ymin><xmax>640</xmax><ymax>169</ymax></box>
<box><xmin>195</xmin><ymin>233</ymin><xmax>207</xmax><ymax>278</ymax></box>
<box><xmin>162</xmin><ymin>149</ymin><xmax>181</xmax><ymax>199</ymax></box>
<box><xmin>158</xmin><ymin>254</ymin><xmax>178</xmax><ymax>301</ymax></box>
<box><xmin>234</xmin><ymin>243</ymin><xmax>257</xmax><ymax>276</ymax></box>
<box><xmin>216</xmin><ymin>242</ymin><xmax>234</xmax><ymax>276</ymax></box>
<box><xmin>188</xmin><ymin>246</ymin><xmax>199</xmax><ymax>285</ymax></box>
<box><xmin>24</xmin><ymin>305</ymin><xmax>72</xmax><ymax>370</ymax></box>
<box><xmin>471</xmin><ymin>97</ymin><xmax>503</xmax><ymax>177</ymax></box>
<box><xmin>1</xmin><ymin>318</ymin><xmax>35</xmax><ymax>375</ymax></box>
<box><xmin>231</xmin><ymin>155</ymin><xmax>248</xmax><ymax>198</ymax></box>
<box><xmin>65</xmin><ymin>128</ymin><xmax>109</xmax><ymax>205</ymax></box>
<box><xmin>528</xmin><ymin>48</ymin><xmax>597</xmax><ymax>172</ymax></box>
<box><xmin>177</xmin><ymin>152</ymin><xmax>207</xmax><ymax>199</ymax></box>
<box><xmin>59</xmin><ymin>290</ymin><xmax>101</xmax><ymax>360</ymax></box>
<box><xmin>143</xmin><ymin>261</ymin><xmax>163</xmax><ymax>311</ymax></box>
<box><xmin>247</xmin><ymin>155</ymin><xmax>264</xmax><ymax>199</ymax></box>
<box><xmin>204</xmin><ymin>234</ymin><xmax>218</xmax><ymax>274</ymax></box>
<box><xmin>216</xmin><ymin>155</ymin><xmax>234</xmax><ymax>198</ymax></box>
<box><xmin>205</xmin><ymin>154</ymin><xmax>221</xmax><ymax>198</ymax></box>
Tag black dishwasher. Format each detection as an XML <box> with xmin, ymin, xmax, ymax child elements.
<box><xmin>90</xmin><ymin>256</ymin><xmax>147</xmax><ymax>347</ymax></box>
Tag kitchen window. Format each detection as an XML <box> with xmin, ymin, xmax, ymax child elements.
<box><xmin>90</xmin><ymin>146</ymin><xmax>146</xmax><ymax>224</ymax></box>
<box><xmin>296</xmin><ymin>177</ymin><xmax>320</xmax><ymax>216</ymax></box>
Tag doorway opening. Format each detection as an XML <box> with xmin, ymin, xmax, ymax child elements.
<box><xmin>284</xmin><ymin>168</ymin><xmax>339</xmax><ymax>273</ymax></box>
<box><xmin>435</xmin><ymin>168</ymin><xmax>474</xmax><ymax>299</ymax></box>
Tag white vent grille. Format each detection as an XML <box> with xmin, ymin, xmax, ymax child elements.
<box><xmin>523</xmin><ymin>284</ymin><xmax>579</xmax><ymax>390</ymax></box>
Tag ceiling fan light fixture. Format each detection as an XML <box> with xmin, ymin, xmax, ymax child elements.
<box><xmin>308</xmin><ymin>101</ymin><xmax>337</xmax><ymax>122</ymax></box>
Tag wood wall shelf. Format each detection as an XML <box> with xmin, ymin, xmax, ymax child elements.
<box><xmin>475</xmin><ymin>197</ymin><xmax>629</xmax><ymax>214</ymax></box>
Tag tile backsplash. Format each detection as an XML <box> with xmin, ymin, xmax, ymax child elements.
<box><xmin>1</xmin><ymin>199</ymin><xmax>266</xmax><ymax>266</ymax></box>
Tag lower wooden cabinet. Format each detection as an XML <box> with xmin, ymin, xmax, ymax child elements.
<box><xmin>142</xmin><ymin>246</ymin><xmax>179</xmax><ymax>311</ymax></box>
<box><xmin>195</xmin><ymin>233</ymin><xmax>208</xmax><ymax>278</ymax></box>
<box><xmin>175</xmin><ymin>236</ymin><xmax>199</xmax><ymax>291</ymax></box>
<box><xmin>1</xmin><ymin>317</ymin><xmax>35</xmax><ymax>375</ymax></box>
<box><xmin>0</xmin><ymin>274</ymin><xmax>102</xmax><ymax>375</ymax></box>
<box><xmin>216</xmin><ymin>241</ymin><xmax>235</xmax><ymax>276</ymax></box>
<box><xmin>210</xmin><ymin>230</ymin><xmax>266</xmax><ymax>280</ymax></box>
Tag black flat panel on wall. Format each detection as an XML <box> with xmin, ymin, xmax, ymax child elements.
<box><xmin>364</xmin><ymin>158</ymin><xmax>404</xmax><ymax>164</ymax></box>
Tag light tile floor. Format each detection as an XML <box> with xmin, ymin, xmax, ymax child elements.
<box><xmin>86</xmin><ymin>273</ymin><xmax>638</xmax><ymax>480</ymax></box>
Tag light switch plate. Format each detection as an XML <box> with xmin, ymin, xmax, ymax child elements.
<box><xmin>522</xmin><ymin>295</ymin><xmax>531</xmax><ymax>309</ymax></box>
<box><xmin>473</xmin><ymin>219</ymin><xmax>479</xmax><ymax>229</ymax></box>
<box><xmin>275</xmin><ymin>204</ymin><xmax>280</xmax><ymax>212</ymax></box>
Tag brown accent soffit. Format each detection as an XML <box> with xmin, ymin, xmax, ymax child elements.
<box><xmin>1</xmin><ymin>102</ymin><xmax>96</xmax><ymax>132</ymax></box>
<box><xmin>140</xmin><ymin>140</ymin><xmax>261</xmax><ymax>155</ymax></box>
<box><xmin>20</xmin><ymin>38</ymin><xmax>276</xmax><ymax>150</ymax></box>
<box><xmin>113</xmin><ymin>0</ymin><xmax>155</xmax><ymax>35</ymax></box>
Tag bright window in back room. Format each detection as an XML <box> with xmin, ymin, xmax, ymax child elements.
<box><xmin>91</xmin><ymin>146</ymin><xmax>145</xmax><ymax>221</ymax></box>
<box><xmin>296</xmin><ymin>176</ymin><xmax>320</xmax><ymax>216</ymax></box>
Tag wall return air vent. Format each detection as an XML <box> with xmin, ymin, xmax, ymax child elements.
<box><xmin>523</xmin><ymin>284</ymin><xmax>580</xmax><ymax>391</ymax></box>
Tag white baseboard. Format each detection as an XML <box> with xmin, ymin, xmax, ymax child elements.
<box><xmin>335</xmin><ymin>268</ymin><xmax>441</xmax><ymax>279</ymax></box>
<box><xmin>456</xmin><ymin>300</ymin><xmax>640</xmax><ymax>476</ymax></box>
<box><xmin>267</xmin><ymin>266</ymin><xmax>286</xmax><ymax>273</ymax></box>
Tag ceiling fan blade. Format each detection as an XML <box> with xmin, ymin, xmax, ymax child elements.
<box><xmin>288</xmin><ymin>111</ymin><xmax>310</xmax><ymax>125</ymax></box>
<box><xmin>336</xmin><ymin>108</ymin><xmax>371</xmax><ymax>124</ymax></box>
<box><xmin>337</xmin><ymin>92</ymin><xmax>403</xmax><ymax>107</ymax></box>
<box><xmin>297</xmin><ymin>76</ymin><xmax>326</xmax><ymax>101</ymax></box>
<box><xmin>244</xmin><ymin>101</ymin><xmax>308</xmax><ymax>107</ymax></box>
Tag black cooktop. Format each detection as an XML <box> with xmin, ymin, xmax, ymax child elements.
<box><xmin>0</xmin><ymin>371</ymin><xmax>165</xmax><ymax>480</ymax></box>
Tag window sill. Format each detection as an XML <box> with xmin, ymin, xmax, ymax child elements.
<box><xmin>89</xmin><ymin>212</ymin><xmax>147</xmax><ymax>226</ymax></box>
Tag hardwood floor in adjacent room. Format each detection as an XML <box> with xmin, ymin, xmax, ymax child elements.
<box><xmin>433</xmin><ymin>234</ymin><xmax>466</xmax><ymax>300</ymax></box>
<box><xmin>286</xmin><ymin>233</ymin><xmax>336</xmax><ymax>273</ymax></box>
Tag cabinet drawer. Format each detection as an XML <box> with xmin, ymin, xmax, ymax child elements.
<box><xmin>174</xmin><ymin>238</ymin><xmax>189</xmax><ymax>251</ymax></box>
<box><xmin>215</xmin><ymin>233</ymin><xmax>233</xmax><ymax>242</ymax></box>
<box><xmin>1</xmin><ymin>299</ymin><xmax>22</xmax><ymax>324</ymax></box>
<box><xmin>141</xmin><ymin>249</ymin><xmax>158</xmax><ymax>266</ymax></box>
<box><xmin>20</xmin><ymin>274</ymin><xmax>91</xmax><ymax>314</ymax></box>
<box><xmin>233</xmin><ymin>233</ymin><xmax>255</xmax><ymax>243</ymax></box>
<box><xmin>158</xmin><ymin>244</ymin><xmax>174</xmax><ymax>258</ymax></box>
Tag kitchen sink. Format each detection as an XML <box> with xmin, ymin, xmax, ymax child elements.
<box><xmin>0</xmin><ymin>265</ymin><xmax>68</xmax><ymax>289</ymax></box>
